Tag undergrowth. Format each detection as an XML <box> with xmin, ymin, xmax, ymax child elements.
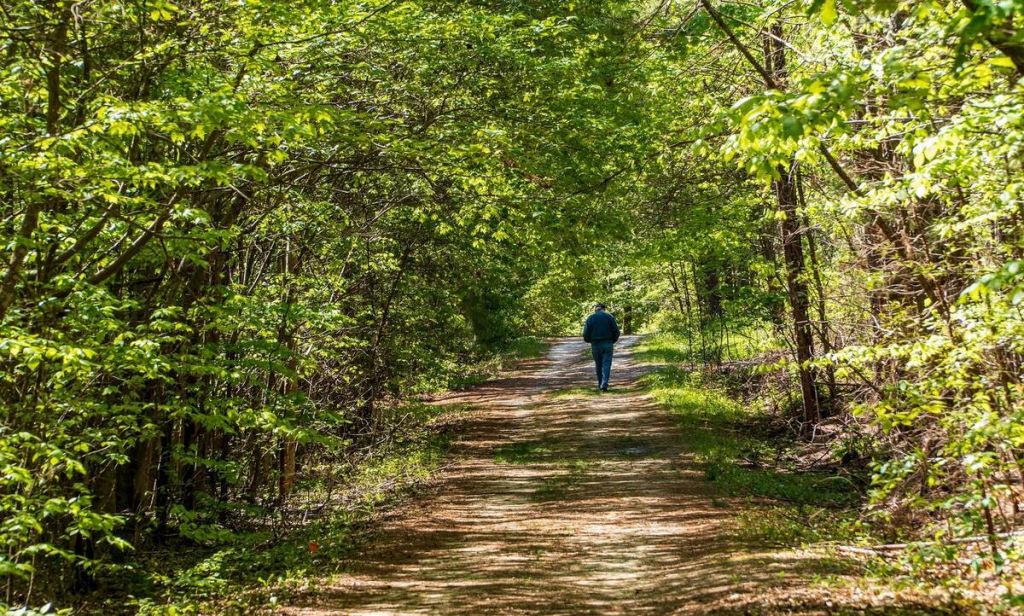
<box><xmin>447</xmin><ymin>336</ymin><xmax>549</xmax><ymax>390</ymax></box>
<box><xmin>639</xmin><ymin>365</ymin><xmax>859</xmax><ymax>510</ymax></box>
<box><xmin>637</xmin><ymin>332</ymin><xmax>1024</xmax><ymax>611</ymax></box>
<box><xmin>76</xmin><ymin>340</ymin><xmax>545</xmax><ymax>615</ymax></box>
<box><xmin>636</xmin><ymin>333</ymin><xmax>866</xmax><ymax>548</ymax></box>
<box><xmin>81</xmin><ymin>403</ymin><xmax>469</xmax><ymax>616</ymax></box>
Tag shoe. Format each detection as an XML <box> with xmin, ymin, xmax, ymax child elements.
<box><xmin>600</xmin><ymin>387</ymin><xmax>608</xmax><ymax>392</ymax></box>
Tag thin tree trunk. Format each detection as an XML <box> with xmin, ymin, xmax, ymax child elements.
<box><xmin>277</xmin><ymin>238</ymin><xmax>303</xmax><ymax>503</ymax></box>
<box><xmin>763</xmin><ymin>23</ymin><xmax>820</xmax><ymax>425</ymax></box>
<box><xmin>798</xmin><ymin>176</ymin><xmax>838</xmax><ymax>413</ymax></box>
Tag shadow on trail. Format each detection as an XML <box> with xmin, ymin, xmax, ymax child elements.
<box><xmin>283</xmin><ymin>337</ymin><xmax>945</xmax><ymax>616</ymax></box>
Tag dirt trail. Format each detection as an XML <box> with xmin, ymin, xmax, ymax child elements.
<box><xmin>282</xmin><ymin>338</ymin><xmax>902</xmax><ymax>615</ymax></box>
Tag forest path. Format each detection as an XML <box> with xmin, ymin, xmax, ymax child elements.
<box><xmin>282</xmin><ymin>337</ymin><xmax>859</xmax><ymax>615</ymax></box>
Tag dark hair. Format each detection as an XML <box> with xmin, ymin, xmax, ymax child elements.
<box><xmin>594</xmin><ymin>303</ymin><xmax>606</xmax><ymax>310</ymax></box>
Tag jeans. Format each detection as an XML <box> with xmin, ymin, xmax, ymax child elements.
<box><xmin>591</xmin><ymin>341</ymin><xmax>614</xmax><ymax>389</ymax></box>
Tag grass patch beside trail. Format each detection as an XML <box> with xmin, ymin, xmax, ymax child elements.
<box><xmin>634</xmin><ymin>326</ymin><xmax>782</xmax><ymax>365</ymax></box>
<box><xmin>641</xmin><ymin>365</ymin><xmax>854</xmax><ymax>508</ymax></box>
<box><xmin>106</xmin><ymin>403</ymin><xmax>469</xmax><ymax>616</ymax></box>
<box><xmin>633</xmin><ymin>332</ymin><xmax>694</xmax><ymax>365</ymax></box>
<box><xmin>637</xmin><ymin>334</ymin><xmax>865</xmax><ymax>547</ymax></box>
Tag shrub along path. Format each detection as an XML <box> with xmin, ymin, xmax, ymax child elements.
<box><xmin>283</xmin><ymin>338</ymin><xmax>941</xmax><ymax>615</ymax></box>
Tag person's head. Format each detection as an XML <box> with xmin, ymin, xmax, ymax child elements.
<box><xmin>594</xmin><ymin>303</ymin><xmax>606</xmax><ymax>312</ymax></box>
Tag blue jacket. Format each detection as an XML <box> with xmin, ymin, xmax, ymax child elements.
<box><xmin>583</xmin><ymin>311</ymin><xmax>620</xmax><ymax>343</ymax></box>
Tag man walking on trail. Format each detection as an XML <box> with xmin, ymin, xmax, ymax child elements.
<box><xmin>582</xmin><ymin>303</ymin><xmax>620</xmax><ymax>392</ymax></box>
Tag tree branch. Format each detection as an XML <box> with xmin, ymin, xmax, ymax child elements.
<box><xmin>699</xmin><ymin>0</ymin><xmax>864</xmax><ymax>196</ymax></box>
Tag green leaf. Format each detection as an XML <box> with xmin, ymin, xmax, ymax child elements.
<box><xmin>820</xmin><ymin>0</ymin><xmax>838</xmax><ymax>25</ymax></box>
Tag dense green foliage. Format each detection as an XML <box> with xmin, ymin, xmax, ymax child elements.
<box><xmin>640</xmin><ymin>0</ymin><xmax>1024</xmax><ymax>589</ymax></box>
<box><xmin>3</xmin><ymin>0</ymin><xmax>1024</xmax><ymax>609</ymax></box>
<box><xmin>0</xmin><ymin>0</ymin><xmax>640</xmax><ymax>604</ymax></box>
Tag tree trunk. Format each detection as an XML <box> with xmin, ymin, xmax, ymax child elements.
<box><xmin>277</xmin><ymin>239</ymin><xmax>302</xmax><ymax>503</ymax></box>
<box><xmin>798</xmin><ymin>178</ymin><xmax>838</xmax><ymax>415</ymax></box>
<box><xmin>278</xmin><ymin>439</ymin><xmax>298</xmax><ymax>503</ymax></box>
<box><xmin>764</xmin><ymin>23</ymin><xmax>820</xmax><ymax>425</ymax></box>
